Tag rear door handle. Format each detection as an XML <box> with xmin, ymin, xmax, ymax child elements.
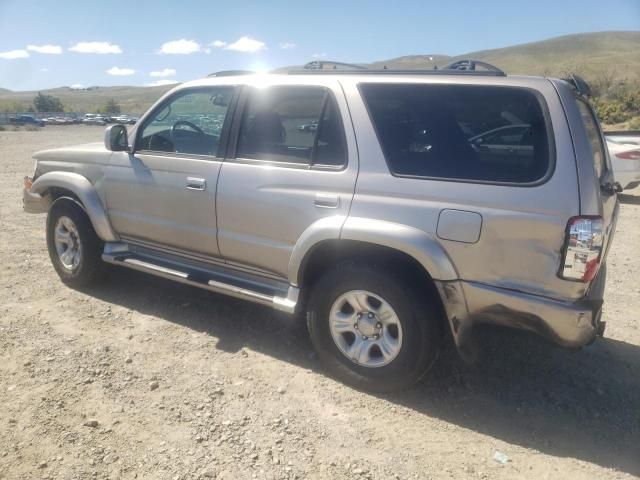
<box><xmin>314</xmin><ymin>193</ymin><xmax>339</xmax><ymax>209</ymax></box>
<box><xmin>186</xmin><ymin>177</ymin><xmax>206</xmax><ymax>191</ymax></box>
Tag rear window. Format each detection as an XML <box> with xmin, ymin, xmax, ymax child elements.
<box><xmin>575</xmin><ymin>99</ymin><xmax>606</xmax><ymax>179</ymax></box>
<box><xmin>360</xmin><ymin>83</ymin><xmax>552</xmax><ymax>184</ymax></box>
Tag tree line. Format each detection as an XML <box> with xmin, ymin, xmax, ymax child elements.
<box><xmin>4</xmin><ymin>92</ymin><xmax>122</xmax><ymax>115</ymax></box>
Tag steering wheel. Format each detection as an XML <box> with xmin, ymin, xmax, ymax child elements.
<box><xmin>171</xmin><ymin>120</ymin><xmax>205</xmax><ymax>140</ymax></box>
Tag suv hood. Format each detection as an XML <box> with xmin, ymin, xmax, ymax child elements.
<box><xmin>33</xmin><ymin>142</ymin><xmax>109</xmax><ymax>163</ymax></box>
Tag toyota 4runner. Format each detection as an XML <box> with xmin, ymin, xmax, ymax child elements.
<box><xmin>23</xmin><ymin>61</ymin><xmax>620</xmax><ymax>391</ymax></box>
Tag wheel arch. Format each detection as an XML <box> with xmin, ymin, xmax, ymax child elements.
<box><xmin>31</xmin><ymin>171</ymin><xmax>118</xmax><ymax>242</ymax></box>
<box><xmin>291</xmin><ymin>218</ymin><xmax>463</xmax><ymax>340</ymax></box>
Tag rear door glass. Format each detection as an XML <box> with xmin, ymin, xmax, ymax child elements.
<box><xmin>576</xmin><ymin>99</ymin><xmax>607</xmax><ymax>180</ymax></box>
<box><xmin>359</xmin><ymin>83</ymin><xmax>552</xmax><ymax>184</ymax></box>
<box><xmin>236</xmin><ymin>86</ymin><xmax>347</xmax><ymax>167</ymax></box>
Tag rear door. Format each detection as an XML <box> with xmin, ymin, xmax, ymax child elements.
<box><xmin>216</xmin><ymin>82</ymin><xmax>358</xmax><ymax>277</ymax></box>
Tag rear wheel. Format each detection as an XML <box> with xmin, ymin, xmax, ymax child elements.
<box><xmin>307</xmin><ymin>264</ymin><xmax>441</xmax><ymax>392</ymax></box>
<box><xmin>46</xmin><ymin>198</ymin><xmax>107</xmax><ymax>287</ymax></box>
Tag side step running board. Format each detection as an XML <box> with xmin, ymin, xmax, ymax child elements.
<box><xmin>102</xmin><ymin>253</ymin><xmax>298</xmax><ymax>314</ymax></box>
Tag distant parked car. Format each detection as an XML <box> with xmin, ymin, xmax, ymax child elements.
<box><xmin>113</xmin><ymin>115</ymin><xmax>137</xmax><ymax>125</ymax></box>
<box><xmin>607</xmin><ymin>138</ymin><xmax>640</xmax><ymax>190</ymax></box>
<box><xmin>82</xmin><ymin>114</ymin><xmax>106</xmax><ymax>126</ymax></box>
<box><xmin>9</xmin><ymin>115</ymin><xmax>44</xmax><ymax>127</ymax></box>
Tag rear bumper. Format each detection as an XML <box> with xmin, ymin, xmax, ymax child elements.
<box><xmin>436</xmin><ymin>267</ymin><xmax>606</xmax><ymax>349</ymax></box>
<box><xmin>615</xmin><ymin>167</ymin><xmax>640</xmax><ymax>190</ymax></box>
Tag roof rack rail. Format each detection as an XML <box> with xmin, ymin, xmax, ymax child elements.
<box><xmin>302</xmin><ymin>60</ymin><xmax>367</xmax><ymax>70</ymax></box>
<box><xmin>207</xmin><ymin>70</ymin><xmax>255</xmax><ymax>77</ymax></box>
<box><xmin>441</xmin><ymin>60</ymin><xmax>506</xmax><ymax>76</ymax></box>
<box><xmin>288</xmin><ymin>58</ymin><xmax>506</xmax><ymax>76</ymax></box>
<box><xmin>562</xmin><ymin>74</ymin><xmax>592</xmax><ymax>97</ymax></box>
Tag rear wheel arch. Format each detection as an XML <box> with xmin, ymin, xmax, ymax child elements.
<box><xmin>297</xmin><ymin>239</ymin><xmax>449</xmax><ymax>335</ymax></box>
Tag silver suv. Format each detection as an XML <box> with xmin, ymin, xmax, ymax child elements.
<box><xmin>23</xmin><ymin>62</ymin><xmax>620</xmax><ymax>391</ymax></box>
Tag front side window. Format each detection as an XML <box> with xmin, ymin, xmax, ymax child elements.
<box><xmin>360</xmin><ymin>83</ymin><xmax>552</xmax><ymax>183</ymax></box>
<box><xmin>236</xmin><ymin>86</ymin><xmax>347</xmax><ymax>167</ymax></box>
<box><xmin>137</xmin><ymin>87</ymin><xmax>234</xmax><ymax>156</ymax></box>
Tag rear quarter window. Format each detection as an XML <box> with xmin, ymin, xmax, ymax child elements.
<box><xmin>575</xmin><ymin>99</ymin><xmax>606</xmax><ymax>180</ymax></box>
<box><xmin>360</xmin><ymin>83</ymin><xmax>553</xmax><ymax>184</ymax></box>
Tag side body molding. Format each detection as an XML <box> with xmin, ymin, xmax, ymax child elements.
<box><xmin>30</xmin><ymin>171</ymin><xmax>118</xmax><ymax>242</ymax></box>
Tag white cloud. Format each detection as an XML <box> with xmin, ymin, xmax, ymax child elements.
<box><xmin>312</xmin><ymin>52</ymin><xmax>327</xmax><ymax>58</ymax></box>
<box><xmin>27</xmin><ymin>44</ymin><xmax>62</xmax><ymax>54</ymax></box>
<box><xmin>158</xmin><ymin>39</ymin><xmax>201</xmax><ymax>55</ymax></box>
<box><xmin>69</xmin><ymin>42</ymin><xmax>122</xmax><ymax>54</ymax></box>
<box><xmin>145</xmin><ymin>79</ymin><xmax>179</xmax><ymax>87</ymax></box>
<box><xmin>279</xmin><ymin>42</ymin><xmax>296</xmax><ymax>50</ymax></box>
<box><xmin>211</xmin><ymin>40</ymin><xmax>227</xmax><ymax>48</ymax></box>
<box><xmin>225</xmin><ymin>36</ymin><xmax>267</xmax><ymax>53</ymax></box>
<box><xmin>150</xmin><ymin>68</ymin><xmax>176</xmax><ymax>77</ymax></box>
<box><xmin>106</xmin><ymin>66</ymin><xmax>135</xmax><ymax>76</ymax></box>
<box><xmin>0</xmin><ymin>49</ymin><xmax>29</xmax><ymax>59</ymax></box>
<box><xmin>70</xmin><ymin>84</ymin><xmax>85</xmax><ymax>89</ymax></box>
<box><xmin>40</xmin><ymin>67</ymin><xmax>49</xmax><ymax>72</ymax></box>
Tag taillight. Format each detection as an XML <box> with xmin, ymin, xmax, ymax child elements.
<box><xmin>560</xmin><ymin>216</ymin><xmax>604</xmax><ymax>282</ymax></box>
<box><xmin>615</xmin><ymin>150</ymin><xmax>640</xmax><ymax>160</ymax></box>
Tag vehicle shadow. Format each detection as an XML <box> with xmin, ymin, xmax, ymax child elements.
<box><xmin>618</xmin><ymin>193</ymin><xmax>640</xmax><ymax>205</ymax></box>
<box><xmin>84</xmin><ymin>267</ymin><xmax>640</xmax><ymax>476</ymax></box>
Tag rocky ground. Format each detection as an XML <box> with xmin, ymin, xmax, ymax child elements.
<box><xmin>1</xmin><ymin>126</ymin><xmax>639</xmax><ymax>480</ymax></box>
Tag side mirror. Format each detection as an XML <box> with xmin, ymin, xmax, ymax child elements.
<box><xmin>104</xmin><ymin>124</ymin><xmax>129</xmax><ymax>152</ymax></box>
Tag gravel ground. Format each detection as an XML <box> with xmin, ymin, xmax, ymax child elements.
<box><xmin>1</xmin><ymin>125</ymin><xmax>639</xmax><ymax>480</ymax></box>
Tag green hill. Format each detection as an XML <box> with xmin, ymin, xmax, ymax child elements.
<box><xmin>368</xmin><ymin>31</ymin><xmax>640</xmax><ymax>83</ymax></box>
<box><xmin>0</xmin><ymin>31</ymin><xmax>638</xmax><ymax>115</ymax></box>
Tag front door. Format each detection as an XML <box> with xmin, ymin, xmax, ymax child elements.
<box><xmin>216</xmin><ymin>83</ymin><xmax>358</xmax><ymax>278</ymax></box>
<box><xmin>105</xmin><ymin>86</ymin><xmax>236</xmax><ymax>257</ymax></box>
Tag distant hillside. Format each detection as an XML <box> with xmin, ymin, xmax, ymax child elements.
<box><xmin>0</xmin><ymin>84</ymin><xmax>175</xmax><ymax>114</ymax></box>
<box><xmin>368</xmin><ymin>31</ymin><xmax>640</xmax><ymax>83</ymax></box>
<box><xmin>0</xmin><ymin>31</ymin><xmax>638</xmax><ymax>114</ymax></box>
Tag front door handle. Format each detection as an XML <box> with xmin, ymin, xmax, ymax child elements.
<box><xmin>314</xmin><ymin>193</ymin><xmax>339</xmax><ymax>209</ymax></box>
<box><xmin>186</xmin><ymin>177</ymin><xmax>206</xmax><ymax>191</ymax></box>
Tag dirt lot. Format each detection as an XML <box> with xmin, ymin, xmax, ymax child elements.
<box><xmin>1</xmin><ymin>125</ymin><xmax>639</xmax><ymax>480</ymax></box>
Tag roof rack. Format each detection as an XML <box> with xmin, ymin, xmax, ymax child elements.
<box><xmin>207</xmin><ymin>70</ymin><xmax>255</xmax><ymax>77</ymax></box>
<box><xmin>302</xmin><ymin>60</ymin><xmax>367</xmax><ymax>71</ymax></box>
<box><xmin>441</xmin><ymin>59</ymin><xmax>505</xmax><ymax>76</ymax></box>
<box><xmin>562</xmin><ymin>74</ymin><xmax>592</xmax><ymax>97</ymax></box>
<box><xmin>288</xmin><ymin>58</ymin><xmax>506</xmax><ymax>76</ymax></box>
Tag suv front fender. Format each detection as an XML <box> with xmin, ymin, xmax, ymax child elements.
<box><xmin>30</xmin><ymin>171</ymin><xmax>118</xmax><ymax>242</ymax></box>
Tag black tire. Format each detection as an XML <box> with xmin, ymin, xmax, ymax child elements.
<box><xmin>307</xmin><ymin>263</ymin><xmax>441</xmax><ymax>392</ymax></box>
<box><xmin>46</xmin><ymin>197</ymin><xmax>107</xmax><ymax>287</ymax></box>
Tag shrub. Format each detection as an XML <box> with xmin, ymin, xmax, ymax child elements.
<box><xmin>628</xmin><ymin>117</ymin><xmax>640</xmax><ymax>130</ymax></box>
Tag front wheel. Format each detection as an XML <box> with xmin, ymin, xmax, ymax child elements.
<box><xmin>307</xmin><ymin>264</ymin><xmax>441</xmax><ymax>392</ymax></box>
<box><xmin>46</xmin><ymin>198</ymin><xmax>107</xmax><ymax>287</ymax></box>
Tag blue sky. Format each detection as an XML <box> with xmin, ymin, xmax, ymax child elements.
<box><xmin>0</xmin><ymin>0</ymin><xmax>638</xmax><ymax>91</ymax></box>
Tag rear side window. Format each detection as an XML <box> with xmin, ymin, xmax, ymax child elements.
<box><xmin>576</xmin><ymin>99</ymin><xmax>606</xmax><ymax>179</ymax></box>
<box><xmin>236</xmin><ymin>86</ymin><xmax>347</xmax><ymax>167</ymax></box>
<box><xmin>360</xmin><ymin>83</ymin><xmax>552</xmax><ymax>183</ymax></box>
